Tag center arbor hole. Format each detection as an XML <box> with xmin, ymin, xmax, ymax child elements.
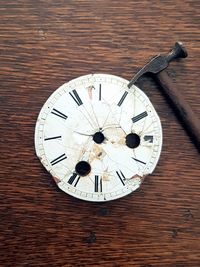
<box><xmin>93</xmin><ymin>131</ymin><xmax>105</xmax><ymax>144</ymax></box>
<box><xmin>75</xmin><ymin>161</ymin><xmax>91</xmax><ymax>176</ymax></box>
<box><xmin>126</xmin><ymin>133</ymin><xmax>140</xmax><ymax>149</ymax></box>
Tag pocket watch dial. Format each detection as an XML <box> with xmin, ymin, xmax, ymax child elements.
<box><xmin>35</xmin><ymin>74</ymin><xmax>162</xmax><ymax>202</ymax></box>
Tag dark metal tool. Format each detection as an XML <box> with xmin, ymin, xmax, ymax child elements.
<box><xmin>128</xmin><ymin>42</ymin><xmax>200</xmax><ymax>152</ymax></box>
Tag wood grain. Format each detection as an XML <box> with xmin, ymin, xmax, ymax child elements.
<box><xmin>155</xmin><ymin>70</ymin><xmax>200</xmax><ymax>151</ymax></box>
<box><xmin>0</xmin><ymin>1</ymin><xmax>199</xmax><ymax>266</ymax></box>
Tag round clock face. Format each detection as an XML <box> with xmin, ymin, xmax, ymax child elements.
<box><xmin>35</xmin><ymin>74</ymin><xmax>162</xmax><ymax>202</ymax></box>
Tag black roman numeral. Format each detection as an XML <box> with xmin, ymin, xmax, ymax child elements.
<box><xmin>144</xmin><ymin>135</ymin><xmax>153</xmax><ymax>143</ymax></box>
<box><xmin>44</xmin><ymin>136</ymin><xmax>61</xmax><ymax>141</ymax></box>
<box><xmin>94</xmin><ymin>175</ymin><xmax>102</xmax><ymax>192</ymax></box>
<box><xmin>117</xmin><ymin>91</ymin><xmax>128</xmax><ymax>106</ymax></box>
<box><xmin>51</xmin><ymin>108</ymin><xmax>68</xmax><ymax>120</ymax></box>
<box><xmin>69</xmin><ymin>89</ymin><xmax>83</xmax><ymax>106</ymax></box>
<box><xmin>116</xmin><ymin>171</ymin><xmax>125</xmax><ymax>186</ymax></box>
<box><xmin>132</xmin><ymin>157</ymin><xmax>146</xmax><ymax>165</ymax></box>
<box><xmin>132</xmin><ymin>111</ymin><xmax>148</xmax><ymax>123</ymax></box>
<box><xmin>50</xmin><ymin>153</ymin><xmax>67</xmax><ymax>166</ymax></box>
<box><xmin>99</xmin><ymin>84</ymin><xmax>101</xmax><ymax>101</ymax></box>
<box><xmin>68</xmin><ymin>173</ymin><xmax>80</xmax><ymax>187</ymax></box>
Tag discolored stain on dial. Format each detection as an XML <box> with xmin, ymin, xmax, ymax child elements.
<box><xmin>89</xmin><ymin>143</ymin><xmax>106</xmax><ymax>162</ymax></box>
<box><xmin>87</xmin><ymin>85</ymin><xmax>95</xmax><ymax>100</ymax></box>
<box><xmin>53</xmin><ymin>176</ymin><xmax>61</xmax><ymax>184</ymax></box>
<box><xmin>35</xmin><ymin>74</ymin><xmax>162</xmax><ymax>202</ymax></box>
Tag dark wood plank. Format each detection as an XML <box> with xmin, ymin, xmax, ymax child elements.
<box><xmin>0</xmin><ymin>1</ymin><xmax>199</xmax><ymax>266</ymax></box>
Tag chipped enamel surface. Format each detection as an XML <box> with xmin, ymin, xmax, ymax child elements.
<box><xmin>35</xmin><ymin>74</ymin><xmax>162</xmax><ymax>202</ymax></box>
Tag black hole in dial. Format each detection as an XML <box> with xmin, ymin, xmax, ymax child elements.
<box><xmin>75</xmin><ymin>161</ymin><xmax>91</xmax><ymax>176</ymax></box>
<box><xmin>93</xmin><ymin>131</ymin><xmax>105</xmax><ymax>144</ymax></box>
<box><xmin>126</xmin><ymin>133</ymin><xmax>140</xmax><ymax>148</ymax></box>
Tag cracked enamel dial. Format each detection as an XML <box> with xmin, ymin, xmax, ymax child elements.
<box><xmin>35</xmin><ymin>74</ymin><xmax>162</xmax><ymax>202</ymax></box>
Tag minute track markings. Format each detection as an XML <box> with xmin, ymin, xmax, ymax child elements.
<box><xmin>35</xmin><ymin>74</ymin><xmax>162</xmax><ymax>202</ymax></box>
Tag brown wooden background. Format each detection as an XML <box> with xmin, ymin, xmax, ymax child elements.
<box><xmin>0</xmin><ymin>1</ymin><xmax>199</xmax><ymax>266</ymax></box>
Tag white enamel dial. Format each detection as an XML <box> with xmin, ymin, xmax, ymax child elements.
<box><xmin>35</xmin><ymin>74</ymin><xmax>162</xmax><ymax>202</ymax></box>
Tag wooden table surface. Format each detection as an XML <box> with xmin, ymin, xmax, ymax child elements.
<box><xmin>0</xmin><ymin>1</ymin><xmax>199</xmax><ymax>266</ymax></box>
